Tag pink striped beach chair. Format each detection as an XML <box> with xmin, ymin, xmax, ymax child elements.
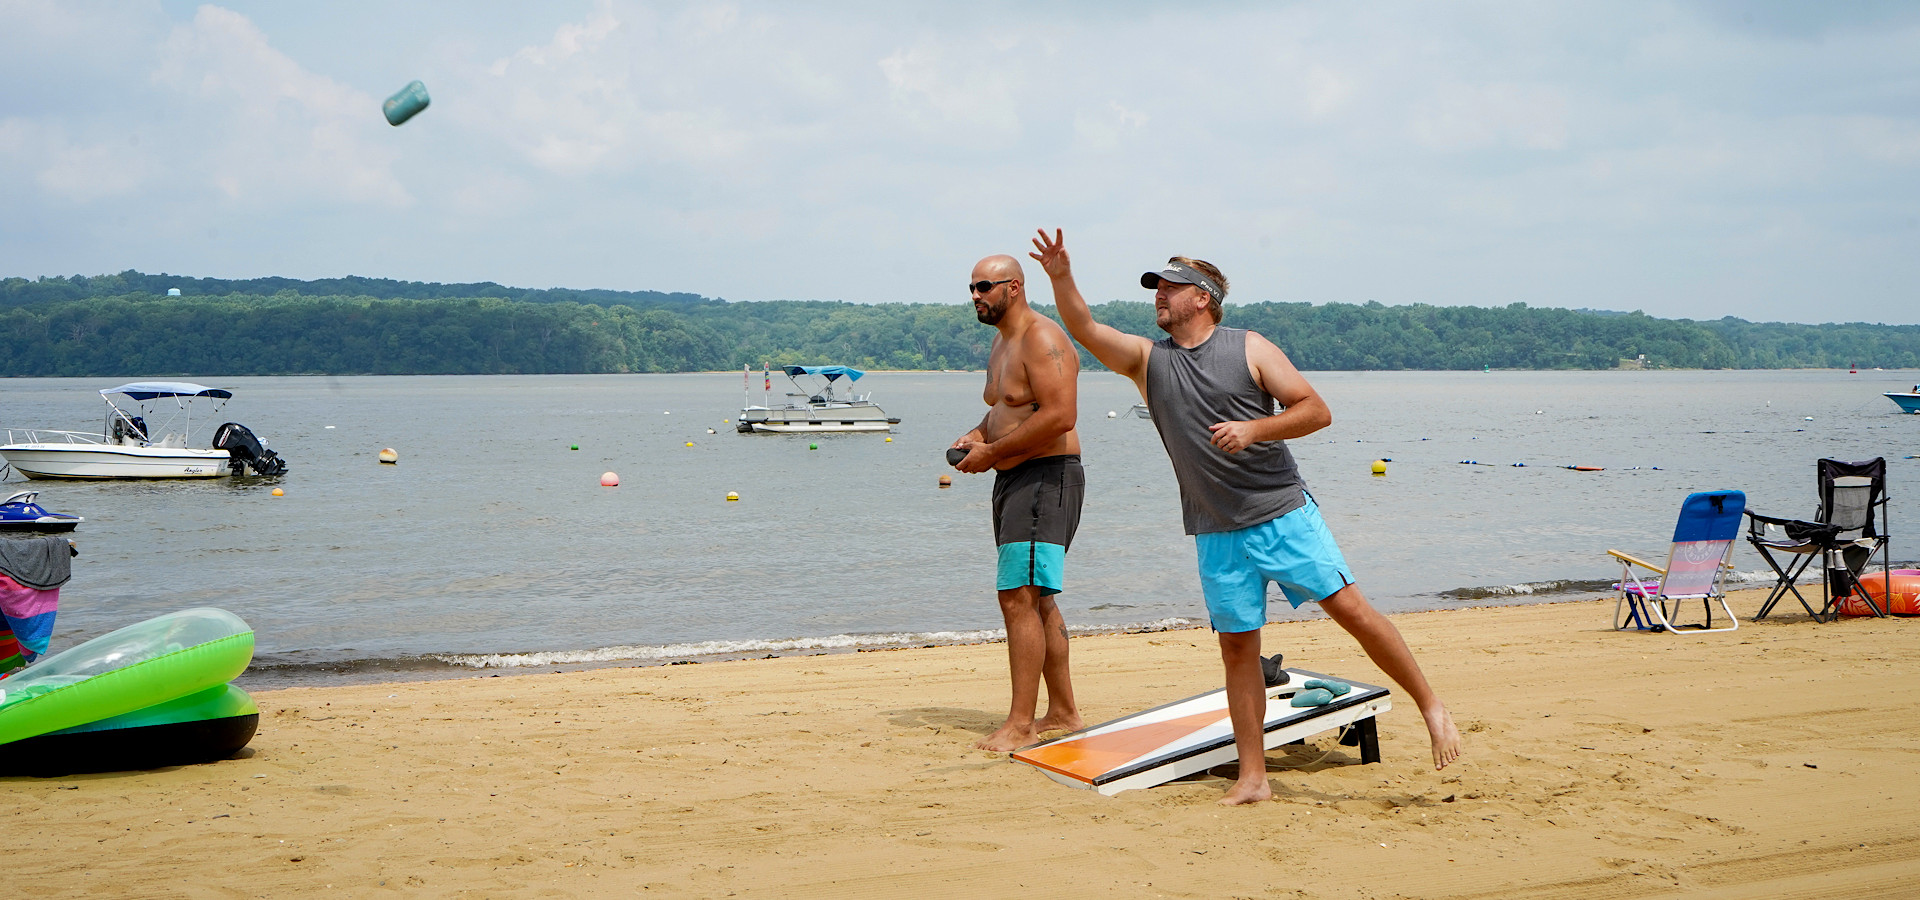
<box><xmin>1609</xmin><ymin>490</ymin><xmax>1745</xmax><ymax>634</ymax></box>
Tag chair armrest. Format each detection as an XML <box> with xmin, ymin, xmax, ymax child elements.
<box><xmin>1745</xmin><ymin>511</ymin><xmax>1838</xmax><ymax>543</ymax></box>
<box><xmin>1607</xmin><ymin>549</ymin><xmax>1666</xmax><ymax>574</ymax></box>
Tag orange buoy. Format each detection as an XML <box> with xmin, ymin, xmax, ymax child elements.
<box><xmin>1835</xmin><ymin>569</ymin><xmax>1920</xmax><ymax>616</ymax></box>
<box><xmin>938</xmin><ymin>475</ymin><xmax>952</xmax><ymax>488</ymax></box>
<box><xmin>600</xmin><ymin>472</ymin><xmax>619</xmax><ymax>487</ymax></box>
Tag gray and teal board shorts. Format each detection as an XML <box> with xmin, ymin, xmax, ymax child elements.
<box><xmin>992</xmin><ymin>455</ymin><xmax>1085</xmax><ymax>596</ymax></box>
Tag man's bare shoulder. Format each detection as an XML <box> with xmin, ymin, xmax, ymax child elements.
<box><xmin>1243</xmin><ymin>329</ymin><xmax>1292</xmax><ymax>362</ymax></box>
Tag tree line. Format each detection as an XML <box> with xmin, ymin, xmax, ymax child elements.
<box><xmin>1</xmin><ymin>272</ymin><xmax>1914</xmax><ymax>376</ymax></box>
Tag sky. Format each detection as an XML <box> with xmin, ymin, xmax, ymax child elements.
<box><xmin>1</xmin><ymin>1</ymin><xmax>1916</xmax><ymax>324</ymax></box>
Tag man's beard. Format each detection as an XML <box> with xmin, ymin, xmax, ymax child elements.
<box><xmin>975</xmin><ymin>298</ymin><xmax>1008</xmax><ymax>325</ymax></box>
<box><xmin>1155</xmin><ymin>302</ymin><xmax>1191</xmax><ymax>333</ymax></box>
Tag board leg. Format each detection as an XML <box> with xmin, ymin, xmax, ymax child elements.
<box><xmin>1338</xmin><ymin>716</ymin><xmax>1381</xmax><ymax>764</ymax></box>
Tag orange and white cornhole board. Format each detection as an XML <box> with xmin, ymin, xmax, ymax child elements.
<box><xmin>1010</xmin><ymin>668</ymin><xmax>1391</xmax><ymax>796</ymax></box>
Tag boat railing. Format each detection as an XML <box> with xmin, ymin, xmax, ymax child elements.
<box><xmin>4</xmin><ymin>428</ymin><xmax>107</xmax><ymax>446</ymax></box>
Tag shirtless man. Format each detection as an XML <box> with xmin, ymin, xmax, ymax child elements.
<box><xmin>1030</xmin><ymin>229</ymin><xmax>1461</xmax><ymax>804</ymax></box>
<box><xmin>951</xmin><ymin>254</ymin><xmax>1086</xmax><ymax>752</ymax></box>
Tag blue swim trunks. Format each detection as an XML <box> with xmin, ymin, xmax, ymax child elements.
<box><xmin>1194</xmin><ymin>496</ymin><xmax>1354</xmax><ymax>633</ymax></box>
<box><xmin>992</xmin><ymin>455</ymin><xmax>1085</xmax><ymax>596</ymax></box>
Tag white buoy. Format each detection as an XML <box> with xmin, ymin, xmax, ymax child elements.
<box><xmin>1107</xmin><ymin>411</ymin><xmax>1117</xmax><ymax>418</ymax></box>
<box><xmin>378</xmin><ymin>448</ymin><xmax>398</xmax><ymax>464</ymax></box>
<box><xmin>726</xmin><ymin>491</ymin><xmax>740</xmax><ymax>502</ymax></box>
<box><xmin>601</xmin><ymin>471</ymin><xmax>619</xmax><ymax>486</ymax></box>
<box><xmin>706</xmin><ymin>428</ymin><xmax>716</xmax><ymax>434</ymax></box>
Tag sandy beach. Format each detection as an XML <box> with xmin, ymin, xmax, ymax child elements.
<box><xmin>7</xmin><ymin>588</ymin><xmax>1919</xmax><ymax>899</ymax></box>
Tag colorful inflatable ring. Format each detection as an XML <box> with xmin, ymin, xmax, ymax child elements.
<box><xmin>0</xmin><ymin>608</ymin><xmax>254</xmax><ymax>745</ymax></box>
<box><xmin>1836</xmin><ymin>569</ymin><xmax>1920</xmax><ymax>617</ymax></box>
<box><xmin>0</xmin><ymin>684</ymin><xmax>258</xmax><ymax>775</ymax></box>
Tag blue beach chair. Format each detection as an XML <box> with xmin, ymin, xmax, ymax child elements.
<box><xmin>1609</xmin><ymin>490</ymin><xmax>1746</xmax><ymax>634</ymax></box>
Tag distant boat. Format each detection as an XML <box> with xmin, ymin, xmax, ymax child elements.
<box><xmin>1129</xmin><ymin>402</ymin><xmax>1151</xmax><ymax>420</ymax></box>
<box><xmin>1886</xmin><ymin>386</ymin><xmax>1920</xmax><ymax>414</ymax></box>
<box><xmin>738</xmin><ymin>365</ymin><xmax>901</xmax><ymax>434</ymax></box>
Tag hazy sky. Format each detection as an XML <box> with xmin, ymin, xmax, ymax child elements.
<box><xmin>2</xmin><ymin>1</ymin><xmax>1915</xmax><ymax>323</ymax></box>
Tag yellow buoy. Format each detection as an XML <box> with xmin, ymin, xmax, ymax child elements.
<box><xmin>884</xmin><ymin>437</ymin><xmax>892</xmax><ymax>442</ymax></box>
<box><xmin>938</xmin><ymin>475</ymin><xmax>952</xmax><ymax>488</ymax></box>
<box><xmin>726</xmin><ymin>491</ymin><xmax>740</xmax><ymax>501</ymax></box>
<box><xmin>271</xmin><ymin>487</ymin><xmax>284</xmax><ymax>496</ymax></box>
<box><xmin>378</xmin><ymin>448</ymin><xmax>398</xmax><ymax>464</ymax></box>
<box><xmin>1371</xmin><ymin>459</ymin><xmax>1387</xmax><ymax>476</ymax></box>
<box><xmin>686</xmin><ymin>442</ymin><xmax>695</xmax><ymax>447</ymax></box>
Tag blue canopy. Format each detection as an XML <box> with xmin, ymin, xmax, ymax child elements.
<box><xmin>101</xmin><ymin>382</ymin><xmax>233</xmax><ymax>401</ymax></box>
<box><xmin>782</xmin><ymin>365</ymin><xmax>865</xmax><ymax>382</ymax></box>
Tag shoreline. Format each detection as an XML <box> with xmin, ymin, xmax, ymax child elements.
<box><xmin>11</xmin><ymin>587</ymin><xmax>1919</xmax><ymax>898</ymax></box>
<box><xmin>228</xmin><ymin>567</ymin><xmax>1861</xmax><ymax>689</ymax></box>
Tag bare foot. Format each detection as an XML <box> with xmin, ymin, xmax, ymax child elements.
<box><xmin>975</xmin><ymin>720</ymin><xmax>1037</xmax><ymax>752</ymax></box>
<box><xmin>1218</xmin><ymin>776</ymin><xmax>1273</xmax><ymax>806</ymax></box>
<box><xmin>1425</xmin><ymin>704</ymin><xmax>1463</xmax><ymax>770</ymax></box>
<box><xmin>1033</xmin><ymin>711</ymin><xmax>1083</xmax><ymax>735</ymax></box>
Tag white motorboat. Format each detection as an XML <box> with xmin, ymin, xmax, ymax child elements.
<box><xmin>737</xmin><ymin>365</ymin><xmax>901</xmax><ymax>434</ymax></box>
<box><xmin>1129</xmin><ymin>402</ymin><xmax>1151</xmax><ymax>420</ymax></box>
<box><xmin>0</xmin><ymin>382</ymin><xmax>287</xmax><ymax>480</ymax></box>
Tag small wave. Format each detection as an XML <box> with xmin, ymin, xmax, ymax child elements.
<box><xmin>1439</xmin><ymin>578</ymin><xmax>1615</xmax><ymax>601</ymax></box>
<box><xmin>435</xmin><ymin>617</ymin><xmax>1201</xmax><ymax>670</ymax></box>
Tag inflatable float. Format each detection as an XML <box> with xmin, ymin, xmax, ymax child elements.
<box><xmin>0</xmin><ymin>607</ymin><xmax>257</xmax><ymax>774</ymax></box>
<box><xmin>1835</xmin><ymin>569</ymin><xmax>1920</xmax><ymax>617</ymax></box>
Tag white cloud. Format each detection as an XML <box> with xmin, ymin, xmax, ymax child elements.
<box><xmin>148</xmin><ymin>4</ymin><xmax>408</xmax><ymax>208</ymax></box>
<box><xmin>0</xmin><ymin>1</ymin><xmax>1915</xmax><ymax>323</ymax></box>
<box><xmin>1409</xmin><ymin>82</ymin><xmax>1571</xmax><ymax>152</ymax></box>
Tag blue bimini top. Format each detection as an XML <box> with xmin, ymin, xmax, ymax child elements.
<box><xmin>782</xmin><ymin>366</ymin><xmax>864</xmax><ymax>382</ymax></box>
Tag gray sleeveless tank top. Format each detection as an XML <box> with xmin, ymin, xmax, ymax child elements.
<box><xmin>1144</xmin><ymin>327</ymin><xmax>1307</xmax><ymax>534</ymax></box>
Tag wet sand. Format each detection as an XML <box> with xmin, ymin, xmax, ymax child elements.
<box><xmin>8</xmin><ymin>589</ymin><xmax>1919</xmax><ymax>898</ymax></box>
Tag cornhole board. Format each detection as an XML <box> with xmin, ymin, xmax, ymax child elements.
<box><xmin>1010</xmin><ymin>668</ymin><xmax>1391</xmax><ymax>796</ymax></box>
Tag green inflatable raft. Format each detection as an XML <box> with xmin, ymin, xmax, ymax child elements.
<box><xmin>0</xmin><ymin>608</ymin><xmax>257</xmax><ymax>775</ymax></box>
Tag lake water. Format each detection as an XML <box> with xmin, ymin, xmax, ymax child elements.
<box><xmin>3</xmin><ymin>369</ymin><xmax>1915</xmax><ymax>685</ymax></box>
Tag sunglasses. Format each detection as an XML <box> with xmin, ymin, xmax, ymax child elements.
<box><xmin>968</xmin><ymin>279</ymin><xmax>1014</xmax><ymax>295</ymax></box>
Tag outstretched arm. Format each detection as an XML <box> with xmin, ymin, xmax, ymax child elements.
<box><xmin>1030</xmin><ymin>229</ymin><xmax>1152</xmax><ymax>382</ymax></box>
<box><xmin>1206</xmin><ymin>330</ymin><xmax>1333</xmax><ymax>453</ymax></box>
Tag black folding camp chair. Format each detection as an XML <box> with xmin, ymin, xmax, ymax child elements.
<box><xmin>1746</xmin><ymin>458</ymin><xmax>1891</xmax><ymax>622</ymax></box>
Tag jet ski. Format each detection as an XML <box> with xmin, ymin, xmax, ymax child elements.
<box><xmin>0</xmin><ymin>491</ymin><xmax>83</xmax><ymax>533</ymax></box>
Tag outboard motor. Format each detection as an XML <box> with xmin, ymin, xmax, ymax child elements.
<box><xmin>212</xmin><ymin>422</ymin><xmax>288</xmax><ymax>476</ymax></box>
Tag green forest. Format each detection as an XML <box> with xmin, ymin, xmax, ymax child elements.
<box><xmin>2</xmin><ymin>271</ymin><xmax>1915</xmax><ymax>376</ymax></box>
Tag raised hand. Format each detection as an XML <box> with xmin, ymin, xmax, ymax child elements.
<box><xmin>1029</xmin><ymin>228</ymin><xmax>1071</xmax><ymax>279</ymax></box>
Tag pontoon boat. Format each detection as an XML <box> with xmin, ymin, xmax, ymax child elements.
<box><xmin>737</xmin><ymin>365</ymin><xmax>901</xmax><ymax>434</ymax></box>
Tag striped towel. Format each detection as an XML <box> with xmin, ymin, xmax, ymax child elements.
<box><xmin>0</xmin><ymin>629</ymin><xmax>22</xmax><ymax>675</ymax></box>
<box><xmin>0</xmin><ymin>572</ymin><xmax>57</xmax><ymax>669</ymax></box>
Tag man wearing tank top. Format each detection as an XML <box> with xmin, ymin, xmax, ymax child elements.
<box><xmin>1030</xmin><ymin>229</ymin><xmax>1461</xmax><ymax>806</ymax></box>
<box><xmin>951</xmin><ymin>253</ymin><xmax>1087</xmax><ymax>752</ymax></box>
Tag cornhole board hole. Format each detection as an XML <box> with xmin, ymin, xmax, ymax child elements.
<box><xmin>1010</xmin><ymin>668</ymin><xmax>1390</xmax><ymax>796</ymax></box>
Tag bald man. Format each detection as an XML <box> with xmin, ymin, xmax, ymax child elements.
<box><xmin>951</xmin><ymin>254</ymin><xmax>1086</xmax><ymax>752</ymax></box>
